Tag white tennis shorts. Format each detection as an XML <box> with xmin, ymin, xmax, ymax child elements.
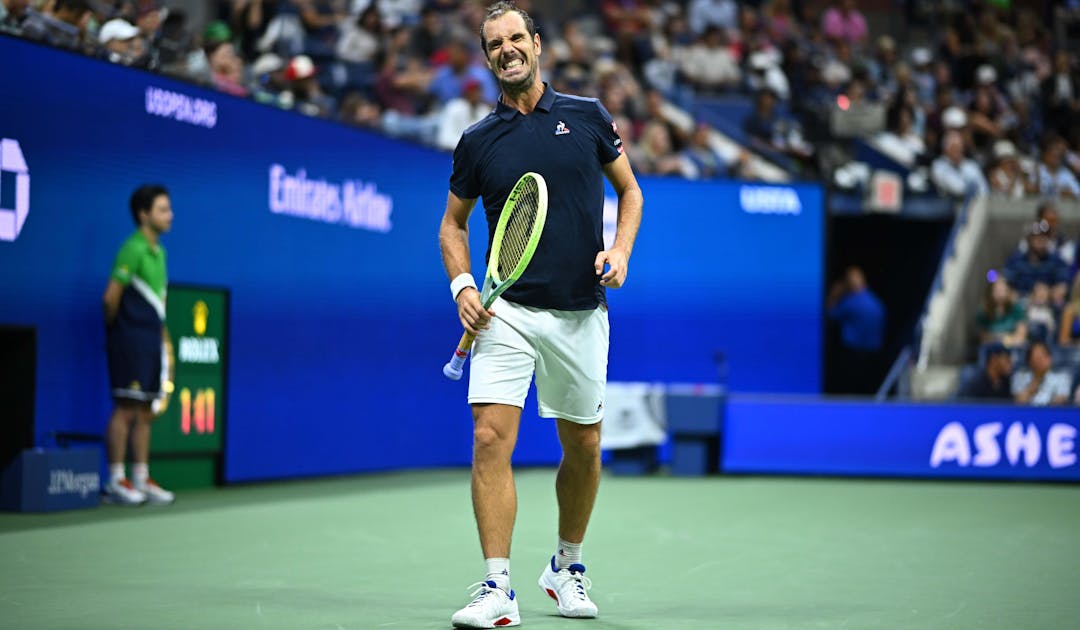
<box><xmin>468</xmin><ymin>296</ymin><xmax>609</xmax><ymax>424</ymax></box>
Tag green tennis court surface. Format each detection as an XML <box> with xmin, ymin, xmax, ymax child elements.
<box><xmin>2</xmin><ymin>469</ymin><xmax>1078</xmax><ymax>629</ymax></box>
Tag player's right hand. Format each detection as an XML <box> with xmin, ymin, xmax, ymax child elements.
<box><xmin>457</xmin><ymin>287</ymin><xmax>494</xmax><ymax>335</ymax></box>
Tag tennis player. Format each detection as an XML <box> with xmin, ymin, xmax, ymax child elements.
<box><xmin>439</xmin><ymin>2</ymin><xmax>643</xmax><ymax>627</ymax></box>
<box><xmin>101</xmin><ymin>184</ymin><xmax>176</xmax><ymax>506</ymax></box>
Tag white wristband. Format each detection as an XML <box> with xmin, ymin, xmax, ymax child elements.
<box><xmin>450</xmin><ymin>273</ymin><xmax>477</xmax><ymax>301</ymax></box>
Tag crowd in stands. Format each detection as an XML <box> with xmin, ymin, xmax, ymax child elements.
<box><xmin>965</xmin><ymin>200</ymin><xmax>1080</xmax><ymax>405</ymax></box>
<box><xmin>4</xmin><ymin>0</ymin><xmax>1077</xmax><ymax>188</ymax></box>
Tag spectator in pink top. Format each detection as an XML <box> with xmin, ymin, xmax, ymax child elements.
<box><xmin>821</xmin><ymin>0</ymin><xmax>867</xmax><ymax>48</ymax></box>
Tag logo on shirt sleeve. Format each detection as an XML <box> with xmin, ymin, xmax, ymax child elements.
<box><xmin>611</xmin><ymin>121</ymin><xmax>624</xmax><ymax>153</ymax></box>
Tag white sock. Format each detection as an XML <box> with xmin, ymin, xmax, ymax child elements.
<box><xmin>109</xmin><ymin>463</ymin><xmax>126</xmax><ymax>484</ymax></box>
<box><xmin>131</xmin><ymin>462</ymin><xmax>149</xmax><ymax>486</ymax></box>
<box><xmin>485</xmin><ymin>557</ymin><xmax>510</xmax><ymax>591</ymax></box>
<box><xmin>555</xmin><ymin>538</ymin><xmax>582</xmax><ymax>569</ymax></box>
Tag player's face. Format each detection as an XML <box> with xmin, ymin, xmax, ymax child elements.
<box><xmin>482</xmin><ymin>12</ymin><xmax>540</xmax><ymax>93</ymax></box>
<box><xmin>145</xmin><ymin>194</ymin><xmax>173</xmax><ymax>234</ymax></box>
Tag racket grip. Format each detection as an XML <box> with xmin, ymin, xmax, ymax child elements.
<box><xmin>443</xmin><ymin>331</ymin><xmax>478</xmax><ymax>381</ymax></box>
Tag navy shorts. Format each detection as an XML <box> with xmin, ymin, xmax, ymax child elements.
<box><xmin>106</xmin><ymin>329</ymin><xmax>162</xmax><ymax>402</ymax></box>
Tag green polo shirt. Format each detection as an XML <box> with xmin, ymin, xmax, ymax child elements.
<box><xmin>111</xmin><ymin>230</ymin><xmax>167</xmax><ymax>325</ymax></box>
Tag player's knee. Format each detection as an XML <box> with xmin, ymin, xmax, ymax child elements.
<box><xmin>473</xmin><ymin>422</ymin><xmax>512</xmax><ymax>452</ymax></box>
<box><xmin>563</xmin><ymin>425</ymin><xmax>601</xmax><ymax>457</ymax></box>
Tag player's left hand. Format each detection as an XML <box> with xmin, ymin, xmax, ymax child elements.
<box><xmin>595</xmin><ymin>247</ymin><xmax>629</xmax><ymax>288</ymax></box>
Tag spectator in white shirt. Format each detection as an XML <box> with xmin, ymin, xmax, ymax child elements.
<box><xmin>336</xmin><ymin>5</ymin><xmax>383</xmax><ymax>64</ymax></box>
<box><xmin>931</xmin><ymin>130</ymin><xmax>989</xmax><ymax>198</ymax></box>
<box><xmin>436</xmin><ymin>77</ymin><xmax>491</xmax><ymax>151</ymax></box>
<box><xmin>986</xmin><ymin>140</ymin><xmax>1035</xmax><ymax>198</ymax></box>
<box><xmin>676</xmin><ymin>25</ymin><xmax>740</xmax><ymax>93</ymax></box>
<box><xmin>1031</xmin><ymin>134</ymin><xmax>1080</xmax><ymax>200</ymax></box>
<box><xmin>875</xmin><ymin>103</ymin><xmax>925</xmax><ymax>168</ymax></box>
<box><xmin>1012</xmin><ymin>340</ymin><xmax>1072</xmax><ymax>405</ymax></box>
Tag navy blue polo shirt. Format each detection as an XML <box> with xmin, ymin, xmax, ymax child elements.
<box><xmin>450</xmin><ymin>83</ymin><xmax>624</xmax><ymax>311</ymax></box>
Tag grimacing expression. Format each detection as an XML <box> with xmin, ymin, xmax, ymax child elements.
<box><xmin>482</xmin><ymin>12</ymin><xmax>540</xmax><ymax>92</ymax></box>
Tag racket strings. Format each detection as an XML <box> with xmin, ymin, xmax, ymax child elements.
<box><xmin>497</xmin><ymin>179</ymin><xmax>540</xmax><ymax>279</ymax></box>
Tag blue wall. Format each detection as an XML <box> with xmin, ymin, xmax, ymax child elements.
<box><xmin>0</xmin><ymin>37</ymin><xmax>823</xmax><ymax>482</ymax></box>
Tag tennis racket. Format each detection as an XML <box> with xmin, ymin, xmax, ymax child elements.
<box><xmin>443</xmin><ymin>171</ymin><xmax>548</xmax><ymax>380</ymax></box>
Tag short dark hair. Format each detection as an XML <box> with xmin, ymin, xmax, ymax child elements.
<box><xmin>983</xmin><ymin>341</ymin><xmax>1010</xmax><ymax>360</ymax></box>
<box><xmin>130</xmin><ymin>184</ymin><xmax>169</xmax><ymax>226</ymax></box>
<box><xmin>1025</xmin><ymin>340</ymin><xmax>1050</xmax><ymax>365</ymax></box>
<box><xmin>479</xmin><ymin>1</ymin><xmax>536</xmax><ymax>53</ymax></box>
<box><xmin>1036</xmin><ymin>201</ymin><xmax>1057</xmax><ymax>220</ymax></box>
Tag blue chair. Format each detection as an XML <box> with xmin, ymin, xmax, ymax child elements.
<box><xmin>1052</xmin><ymin>345</ymin><xmax>1080</xmax><ymax>370</ymax></box>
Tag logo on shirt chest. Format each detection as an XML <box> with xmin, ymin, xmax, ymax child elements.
<box><xmin>554</xmin><ymin>121</ymin><xmax>570</xmax><ymax>136</ymax></box>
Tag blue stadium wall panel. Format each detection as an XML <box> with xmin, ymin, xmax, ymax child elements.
<box><xmin>724</xmin><ymin>397</ymin><xmax>1080</xmax><ymax>481</ymax></box>
<box><xmin>0</xmin><ymin>37</ymin><xmax>823</xmax><ymax>482</ymax></box>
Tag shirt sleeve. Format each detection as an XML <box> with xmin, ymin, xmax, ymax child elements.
<box><xmin>592</xmin><ymin>100</ymin><xmax>625</xmax><ymax>165</ymax></box>
<box><xmin>931</xmin><ymin>159</ymin><xmax>966</xmax><ymax>197</ymax></box>
<box><xmin>1047</xmin><ymin>372</ymin><xmax>1071</xmax><ymax>398</ymax></box>
<box><xmin>965</xmin><ymin>162</ymin><xmax>989</xmax><ymax>195</ymax></box>
<box><xmin>449</xmin><ymin>133</ymin><xmax>480</xmax><ymax>200</ymax></box>
<box><xmin>827</xmin><ymin>294</ymin><xmax>853</xmax><ymax>321</ymax></box>
<box><xmin>110</xmin><ymin>239</ymin><xmax>140</xmax><ymax>286</ymax></box>
<box><xmin>1061</xmin><ymin>170</ymin><xmax>1080</xmax><ymax>196</ymax></box>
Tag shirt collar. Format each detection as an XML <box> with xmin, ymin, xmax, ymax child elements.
<box><xmin>495</xmin><ymin>82</ymin><xmax>556</xmax><ymax>120</ymax></box>
<box><xmin>135</xmin><ymin>229</ymin><xmax>161</xmax><ymax>255</ymax></box>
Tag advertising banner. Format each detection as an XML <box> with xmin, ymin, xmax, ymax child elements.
<box><xmin>724</xmin><ymin>397</ymin><xmax>1079</xmax><ymax>481</ymax></box>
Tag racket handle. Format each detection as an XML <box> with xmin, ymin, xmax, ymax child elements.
<box><xmin>443</xmin><ymin>330</ymin><xmax>478</xmax><ymax>380</ymax></box>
